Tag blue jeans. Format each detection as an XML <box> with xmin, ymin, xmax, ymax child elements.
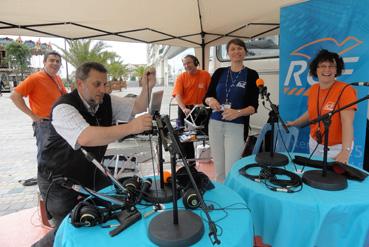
<box><xmin>32</xmin><ymin>120</ymin><xmax>52</xmax><ymax>164</ymax></box>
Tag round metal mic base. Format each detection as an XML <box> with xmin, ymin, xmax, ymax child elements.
<box><xmin>148</xmin><ymin>210</ymin><xmax>204</xmax><ymax>247</ymax></box>
<box><xmin>302</xmin><ymin>170</ymin><xmax>347</xmax><ymax>191</ymax></box>
<box><xmin>255</xmin><ymin>152</ymin><xmax>289</xmax><ymax>166</ymax></box>
<box><xmin>143</xmin><ymin>179</ymin><xmax>173</xmax><ymax>203</ymax></box>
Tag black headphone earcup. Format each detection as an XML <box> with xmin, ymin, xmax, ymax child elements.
<box><xmin>70</xmin><ymin>202</ymin><xmax>84</xmax><ymax>227</ymax></box>
<box><xmin>71</xmin><ymin>201</ymin><xmax>101</xmax><ymax>227</ymax></box>
<box><xmin>79</xmin><ymin>205</ymin><xmax>101</xmax><ymax>227</ymax></box>
<box><xmin>194</xmin><ymin>57</ymin><xmax>199</xmax><ymax>66</ymax></box>
<box><xmin>122</xmin><ymin>176</ymin><xmax>142</xmax><ymax>197</ymax></box>
<box><xmin>196</xmin><ymin>172</ymin><xmax>215</xmax><ymax>191</ymax></box>
<box><xmin>182</xmin><ymin>188</ymin><xmax>200</xmax><ymax>210</ymax></box>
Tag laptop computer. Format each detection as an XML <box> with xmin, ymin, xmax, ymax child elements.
<box><xmin>149</xmin><ymin>90</ymin><xmax>164</xmax><ymax>115</ymax></box>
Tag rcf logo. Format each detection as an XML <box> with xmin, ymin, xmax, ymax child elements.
<box><xmin>283</xmin><ymin>36</ymin><xmax>363</xmax><ymax>96</ymax></box>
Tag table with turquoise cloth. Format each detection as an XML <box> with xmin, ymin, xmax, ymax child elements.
<box><xmin>54</xmin><ymin>182</ymin><xmax>253</xmax><ymax>247</ymax></box>
<box><xmin>225</xmin><ymin>154</ymin><xmax>369</xmax><ymax>247</ymax></box>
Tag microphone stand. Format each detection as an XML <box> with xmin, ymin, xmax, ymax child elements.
<box><xmin>148</xmin><ymin>115</ymin><xmax>220</xmax><ymax>246</ymax></box>
<box><xmin>143</xmin><ymin>113</ymin><xmax>173</xmax><ymax>203</ymax></box>
<box><xmin>301</xmin><ymin>94</ymin><xmax>369</xmax><ymax>190</ymax></box>
<box><xmin>255</xmin><ymin>89</ymin><xmax>289</xmax><ymax>166</ymax></box>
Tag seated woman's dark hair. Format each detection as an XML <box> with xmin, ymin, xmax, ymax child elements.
<box><xmin>309</xmin><ymin>49</ymin><xmax>344</xmax><ymax>78</ymax></box>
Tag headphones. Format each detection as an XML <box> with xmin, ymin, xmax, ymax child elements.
<box><xmin>70</xmin><ymin>199</ymin><xmax>113</xmax><ymax>227</ymax></box>
<box><xmin>239</xmin><ymin>164</ymin><xmax>302</xmax><ymax>193</ymax></box>
<box><xmin>116</xmin><ymin>176</ymin><xmax>154</xmax><ymax>204</ymax></box>
<box><xmin>175</xmin><ymin>166</ymin><xmax>214</xmax><ymax>209</ymax></box>
<box><xmin>182</xmin><ymin>187</ymin><xmax>201</xmax><ymax>209</ymax></box>
<box><xmin>185</xmin><ymin>55</ymin><xmax>200</xmax><ymax>67</ymax></box>
<box><xmin>121</xmin><ymin>176</ymin><xmax>142</xmax><ymax>198</ymax></box>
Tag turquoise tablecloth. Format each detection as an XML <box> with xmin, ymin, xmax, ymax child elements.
<box><xmin>225</xmin><ymin>154</ymin><xmax>369</xmax><ymax>247</ymax></box>
<box><xmin>54</xmin><ymin>182</ymin><xmax>253</xmax><ymax>247</ymax></box>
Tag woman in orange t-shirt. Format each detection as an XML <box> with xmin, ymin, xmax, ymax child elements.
<box><xmin>288</xmin><ymin>49</ymin><xmax>357</xmax><ymax>164</ymax></box>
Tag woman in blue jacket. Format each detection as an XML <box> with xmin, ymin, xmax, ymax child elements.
<box><xmin>204</xmin><ymin>38</ymin><xmax>259</xmax><ymax>182</ymax></box>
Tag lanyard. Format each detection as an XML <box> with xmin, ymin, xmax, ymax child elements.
<box><xmin>225</xmin><ymin>67</ymin><xmax>243</xmax><ymax>103</ymax></box>
<box><xmin>43</xmin><ymin>70</ymin><xmax>65</xmax><ymax>95</ymax></box>
<box><xmin>316</xmin><ymin>82</ymin><xmax>336</xmax><ymax>134</ymax></box>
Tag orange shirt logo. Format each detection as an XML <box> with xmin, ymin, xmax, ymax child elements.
<box><xmin>323</xmin><ymin>101</ymin><xmax>335</xmax><ymax>111</ymax></box>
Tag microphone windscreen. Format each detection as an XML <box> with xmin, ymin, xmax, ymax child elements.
<box><xmin>256</xmin><ymin>78</ymin><xmax>264</xmax><ymax>88</ymax></box>
<box><xmin>163</xmin><ymin>171</ymin><xmax>171</xmax><ymax>184</ymax></box>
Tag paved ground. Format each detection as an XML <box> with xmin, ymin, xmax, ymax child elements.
<box><xmin>0</xmin><ymin>85</ymin><xmax>176</xmax><ymax>217</ymax></box>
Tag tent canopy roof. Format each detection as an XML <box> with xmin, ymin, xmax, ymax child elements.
<box><xmin>0</xmin><ymin>0</ymin><xmax>301</xmax><ymax>48</ymax></box>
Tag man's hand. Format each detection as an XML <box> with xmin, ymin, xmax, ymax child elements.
<box><xmin>141</xmin><ymin>68</ymin><xmax>156</xmax><ymax>90</ymax></box>
<box><xmin>182</xmin><ymin>107</ymin><xmax>191</xmax><ymax>116</ymax></box>
<box><xmin>128</xmin><ymin>113</ymin><xmax>153</xmax><ymax>134</ymax></box>
<box><xmin>31</xmin><ymin>115</ymin><xmax>43</xmax><ymax>122</ymax></box>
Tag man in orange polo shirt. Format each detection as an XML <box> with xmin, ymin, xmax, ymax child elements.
<box><xmin>11</xmin><ymin>51</ymin><xmax>67</xmax><ymax>167</ymax></box>
<box><xmin>172</xmin><ymin>55</ymin><xmax>211</xmax><ymax>165</ymax></box>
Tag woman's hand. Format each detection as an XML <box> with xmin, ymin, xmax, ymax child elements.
<box><xmin>286</xmin><ymin>121</ymin><xmax>296</xmax><ymax>127</ymax></box>
<box><xmin>334</xmin><ymin>150</ymin><xmax>350</xmax><ymax>164</ymax></box>
<box><xmin>206</xmin><ymin>97</ymin><xmax>222</xmax><ymax>112</ymax></box>
<box><xmin>222</xmin><ymin>108</ymin><xmax>242</xmax><ymax>121</ymax></box>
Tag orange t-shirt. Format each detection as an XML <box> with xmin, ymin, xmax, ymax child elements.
<box><xmin>172</xmin><ymin>70</ymin><xmax>211</xmax><ymax>105</ymax></box>
<box><xmin>15</xmin><ymin>71</ymin><xmax>67</xmax><ymax>118</ymax></box>
<box><xmin>307</xmin><ymin>81</ymin><xmax>357</xmax><ymax>146</ymax></box>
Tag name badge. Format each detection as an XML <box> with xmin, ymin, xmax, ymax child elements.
<box><xmin>222</xmin><ymin>103</ymin><xmax>231</xmax><ymax>111</ymax></box>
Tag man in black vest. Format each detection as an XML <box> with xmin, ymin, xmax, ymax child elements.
<box><xmin>33</xmin><ymin>62</ymin><xmax>155</xmax><ymax>247</ymax></box>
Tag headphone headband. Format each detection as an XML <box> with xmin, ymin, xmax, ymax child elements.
<box><xmin>184</xmin><ymin>55</ymin><xmax>200</xmax><ymax>67</ymax></box>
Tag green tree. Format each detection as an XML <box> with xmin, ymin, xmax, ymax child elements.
<box><xmin>107</xmin><ymin>59</ymin><xmax>129</xmax><ymax>81</ymax></box>
<box><xmin>56</xmin><ymin>39</ymin><xmax>118</xmax><ymax>68</ymax></box>
<box><xmin>56</xmin><ymin>39</ymin><xmax>127</xmax><ymax>89</ymax></box>
<box><xmin>133</xmin><ymin>65</ymin><xmax>148</xmax><ymax>79</ymax></box>
<box><xmin>134</xmin><ymin>65</ymin><xmax>153</xmax><ymax>87</ymax></box>
<box><xmin>5</xmin><ymin>41</ymin><xmax>31</xmax><ymax>81</ymax></box>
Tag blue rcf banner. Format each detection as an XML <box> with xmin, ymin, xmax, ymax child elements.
<box><xmin>279</xmin><ymin>0</ymin><xmax>369</xmax><ymax>168</ymax></box>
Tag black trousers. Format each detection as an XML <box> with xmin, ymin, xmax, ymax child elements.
<box><xmin>33</xmin><ymin>170</ymin><xmax>109</xmax><ymax>247</ymax></box>
<box><xmin>32</xmin><ymin>172</ymin><xmax>80</xmax><ymax>247</ymax></box>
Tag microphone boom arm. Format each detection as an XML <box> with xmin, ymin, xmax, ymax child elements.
<box><xmin>302</xmin><ymin>93</ymin><xmax>369</xmax><ymax>128</ymax></box>
<box><xmin>264</xmin><ymin>91</ymin><xmax>290</xmax><ymax>133</ymax></box>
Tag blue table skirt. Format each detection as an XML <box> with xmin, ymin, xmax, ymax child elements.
<box><xmin>225</xmin><ymin>154</ymin><xmax>369</xmax><ymax>247</ymax></box>
<box><xmin>54</xmin><ymin>182</ymin><xmax>253</xmax><ymax>247</ymax></box>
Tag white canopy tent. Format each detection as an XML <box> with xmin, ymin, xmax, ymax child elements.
<box><xmin>0</xmin><ymin>0</ymin><xmax>302</xmax><ymax>67</ymax></box>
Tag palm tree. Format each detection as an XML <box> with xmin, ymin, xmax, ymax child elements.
<box><xmin>5</xmin><ymin>41</ymin><xmax>32</xmax><ymax>81</ymax></box>
<box><xmin>133</xmin><ymin>65</ymin><xmax>149</xmax><ymax>86</ymax></box>
<box><xmin>107</xmin><ymin>58</ymin><xmax>129</xmax><ymax>91</ymax></box>
<box><xmin>108</xmin><ymin>59</ymin><xmax>129</xmax><ymax>81</ymax></box>
<box><xmin>56</xmin><ymin>39</ymin><xmax>119</xmax><ymax>68</ymax></box>
<box><xmin>56</xmin><ymin>39</ymin><xmax>127</xmax><ymax>89</ymax></box>
<box><xmin>133</xmin><ymin>65</ymin><xmax>147</xmax><ymax>78</ymax></box>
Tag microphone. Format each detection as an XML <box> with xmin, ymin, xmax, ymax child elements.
<box><xmin>350</xmin><ymin>82</ymin><xmax>369</xmax><ymax>86</ymax></box>
<box><xmin>256</xmin><ymin>78</ymin><xmax>267</xmax><ymax>99</ymax></box>
<box><xmin>136</xmin><ymin>178</ymin><xmax>152</xmax><ymax>203</ymax></box>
